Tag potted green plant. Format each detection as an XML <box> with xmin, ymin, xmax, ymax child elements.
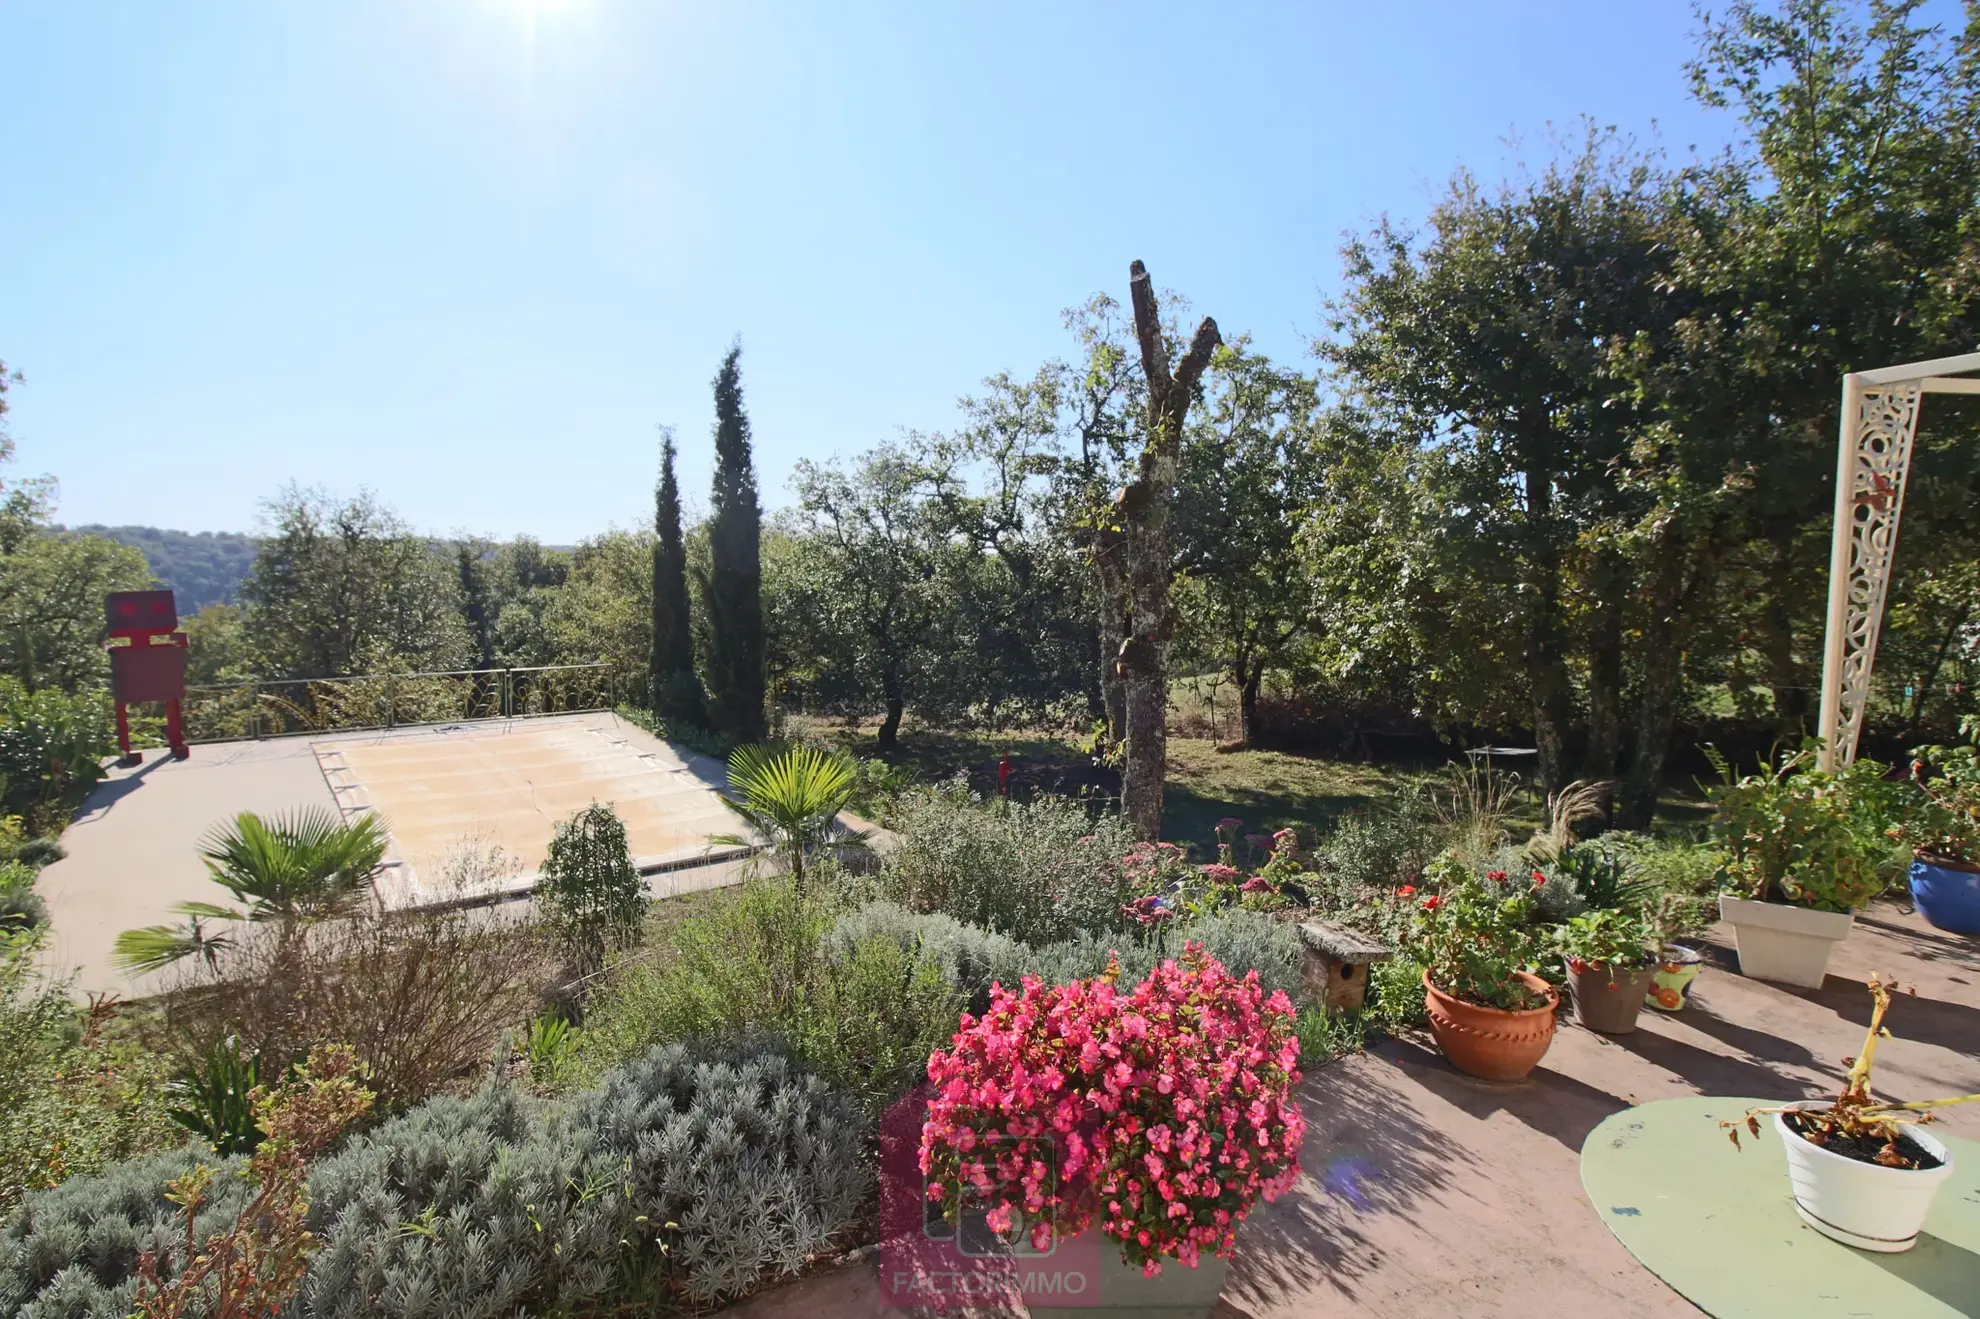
<box><xmin>1553</xmin><ymin>907</ymin><xmax>1658</xmax><ymax>1034</ymax></box>
<box><xmin>1724</xmin><ymin>974</ymin><xmax>1979</xmax><ymax>1252</ymax></box>
<box><xmin>1407</xmin><ymin>860</ymin><xmax>1558</xmax><ymax>1080</ymax></box>
<box><xmin>1890</xmin><ymin>720</ymin><xmax>1980</xmax><ymax>934</ymax></box>
<box><xmin>1708</xmin><ymin>747</ymin><xmax>1881</xmax><ymax>988</ymax></box>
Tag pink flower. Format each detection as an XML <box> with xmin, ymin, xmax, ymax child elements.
<box><xmin>1200</xmin><ymin>864</ymin><xmax>1242</xmax><ymax>883</ymax></box>
<box><xmin>1241</xmin><ymin>876</ymin><xmax>1273</xmax><ymax>894</ymax></box>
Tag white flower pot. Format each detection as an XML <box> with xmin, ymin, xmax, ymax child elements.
<box><xmin>1718</xmin><ymin>896</ymin><xmax>1854</xmax><ymax>988</ymax></box>
<box><xmin>1774</xmin><ymin>1106</ymin><xmax>1954</xmax><ymax>1252</ymax></box>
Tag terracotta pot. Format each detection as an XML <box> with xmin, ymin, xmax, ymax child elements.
<box><xmin>1565</xmin><ymin>960</ymin><xmax>1656</xmax><ymax>1034</ymax></box>
<box><xmin>1422</xmin><ymin>970</ymin><xmax>1559</xmax><ymax>1081</ymax></box>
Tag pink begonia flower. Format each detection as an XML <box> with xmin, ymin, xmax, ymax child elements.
<box><xmin>919</xmin><ymin>943</ymin><xmax>1304</xmax><ymax>1274</ymax></box>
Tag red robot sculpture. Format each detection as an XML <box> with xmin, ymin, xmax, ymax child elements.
<box><xmin>105</xmin><ymin>590</ymin><xmax>190</xmax><ymax>765</ymax></box>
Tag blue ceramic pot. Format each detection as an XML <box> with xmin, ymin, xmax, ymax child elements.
<box><xmin>1909</xmin><ymin>857</ymin><xmax>1980</xmax><ymax>934</ymax></box>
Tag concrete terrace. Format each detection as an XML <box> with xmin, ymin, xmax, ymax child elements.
<box><xmin>36</xmin><ymin>711</ymin><xmax>747</xmax><ymax>998</ymax></box>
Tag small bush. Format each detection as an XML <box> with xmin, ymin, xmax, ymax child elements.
<box><xmin>302</xmin><ymin>1044</ymin><xmax>868</xmax><ymax>1316</ymax></box>
<box><xmin>879</xmin><ymin>776</ymin><xmax>1136</xmax><ymax>944</ymax></box>
<box><xmin>576</xmin><ymin>1045</ymin><xmax>869</xmax><ymax>1304</ymax></box>
<box><xmin>1176</xmin><ymin>908</ymin><xmax>1304</xmax><ymax>1000</ymax></box>
<box><xmin>538</xmin><ymin>803</ymin><xmax>645</xmax><ymax>978</ymax></box>
<box><xmin>1367</xmin><ymin>953</ymin><xmax>1430</xmax><ymax>1033</ymax></box>
<box><xmin>0</xmin><ymin>862</ymin><xmax>46</xmax><ymax>933</ymax></box>
<box><xmin>2</xmin><ymin>934</ymin><xmax>177</xmax><ymax>1216</ymax></box>
<box><xmin>578</xmin><ymin>879</ymin><xmax>831</xmax><ymax>1078</ymax></box>
<box><xmin>796</xmin><ymin>929</ymin><xmax>962</xmax><ymax>1111</ymax></box>
<box><xmin>0</xmin><ymin>681</ymin><xmax>113</xmax><ymax>835</ymax></box>
<box><xmin>152</xmin><ymin>907</ymin><xmax>551</xmax><ymax>1115</ymax></box>
<box><xmin>821</xmin><ymin>902</ymin><xmax>1034</xmax><ymax>1010</ymax></box>
<box><xmin>0</xmin><ymin>1144</ymin><xmax>250</xmax><ymax>1319</ymax></box>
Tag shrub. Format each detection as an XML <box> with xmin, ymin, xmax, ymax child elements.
<box><xmin>578</xmin><ymin>879</ymin><xmax>831</xmax><ymax>1078</ymax></box>
<box><xmin>1318</xmin><ymin>799</ymin><xmax>1436</xmax><ymax>899</ymax></box>
<box><xmin>1174</xmin><ymin>908</ymin><xmax>1303</xmax><ymax>1000</ymax></box>
<box><xmin>151</xmin><ymin>907</ymin><xmax>551</xmax><ymax>1115</ymax></box>
<box><xmin>582</xmin><ymin>884</ymin><xmax>963</xmax><ymax>1113</ymax></box>
<box><xmin>0</xmin><ymin>861</ymin><xmax>46</xmax><ymax>932</ymax></box>
<box><xmin>920</xmin><ymin>946</ymin><xmax>1304</xmax><ymax>1275</ymax></box>
<box><xmin>879</xmin><ymin>775</ymin><xmax>1136</xmax><ymax>944</ymax></box>
<box><xmin>796</xmin><ymin>929</ymin><xmax>963</xmax><ymax>1112</ymax></box>
<box><xmin>131</xmin><ymin>1046</ymin><xmax>374</xmax><ymax>1319</ymax></box>
<box><xmin>2</xmin><ymin>933</ymin><xmax>177</xmax><ymax>1216</ymax></box>
<box><xmin>574</xmin><ymin>1044</ymin><xmax>869</xmax><ymax>1304</ymax></box>
<box><xmin>712</xmin><ymin>744</ymin><xmax>873</xmax><ymax>889</ymax></box>
<box><xmin>0</xmin><ymin>1144</ymin><xmax>250</xmax><ymax>1319</ymax></box>
<box><xmin>303</xmin><ymin>1044</ymin><xmax>868</xmax><ymax>1316</ymax></box>
<box><xmin>1708</xmin><ymin>746</ymin><xmax>1882</xmax><ymax>912</ymax></box>
<box><xmin>537</xmin><ymin>802</ymin><xmax>645</xmax><ymax>978</ymax></box>
<box><xmin>821</xmin><ymin>902</ymin><xmax>1034</xmax><ymax>1010</ymax></box>
<box><xmin>0</xmin><ymin>681</ymin><xmax>113</xmax><ymax>834</ymax></box>
<box><xmin>298</xmin><ymin>1086</ymin><xmax>602</xmax><ymax>1319</ymax></box>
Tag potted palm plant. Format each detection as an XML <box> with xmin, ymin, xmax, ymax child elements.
<box><xmin>1709</xmin><ymin>748</ymin><xmax>1881</xmax><ymax>988</ymax></box>
<box><xmin>1724</xmin><ymin>974</ymin><xmax>1979</xmax><ymax>1251</ymax></box>
<box><xmin>1890</xmin><ymin>721</ymin><xmax>1980</xmax><ymax>934</ymax></box>
<box><xmin>1554</xmin><ymin>906</ymin><xmax>1658</xmax><ymax>1034</ymax></box>
<box><xmin>1408</xmin><ymin>861</ymin><xmax>1558</xmax><ymax>1080</ymax></box>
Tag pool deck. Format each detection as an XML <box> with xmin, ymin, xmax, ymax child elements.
<box><xmin>715</xmin><ymin>900</ymin><xmax>1980</xmax><ymax>1318</ymax></box>
<box><xmin>34</xmin><ymin>712</ymin><xmax>748</xmax><ymax>998</ymax></box>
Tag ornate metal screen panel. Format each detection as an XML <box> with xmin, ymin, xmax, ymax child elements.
<box><xmin>1831</xmin><ymin>382</ymin><xmax>1924</xmax><ymax>765</ymax></box>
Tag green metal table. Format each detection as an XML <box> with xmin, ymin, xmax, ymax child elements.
<box><xmin>1581</xmin><ymin>1097</ymin><xmax>1980</xmax><ymax>1317</ymax></box>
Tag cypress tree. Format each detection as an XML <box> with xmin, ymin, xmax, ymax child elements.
<box><xmin>705</xmin><ymin>345</ymin><xmax>767</xmax><ymax>743</ymax></box>
<box><xmin>649</xmin><ymin>429</ymin><xmax>704</xmax><ymax>726</ymax></box>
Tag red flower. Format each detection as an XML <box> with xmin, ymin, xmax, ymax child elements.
<box><xmin>1485</xmin><ymin>870</ymin><xmax>1507</xmax><ymax>882</ymax></box>
<box><xmin>1531</xmin><ymin>870</ymin><xmax>1547</xmax><ymax>888</ymax></box>
<box><xmin>1421</xmin><ymin>895</ymin><xmax>1443</xmax><ymax>911</ymax></box>
<box><xmin>1395</xmin><ymin>884</ymin><xmax>1417</xmax><ymax>898</ymax></box>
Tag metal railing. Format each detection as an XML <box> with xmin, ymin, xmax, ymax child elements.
<box><xmin>183</xmin><ymin>663</ymin><xmax>619</xmax><ymax>743</ymax></box>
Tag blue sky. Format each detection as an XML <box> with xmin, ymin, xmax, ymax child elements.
<box><xmin>2</xmin><ymin>0</ymin><xmax>1740</xmax><ymax>542</ymax></box>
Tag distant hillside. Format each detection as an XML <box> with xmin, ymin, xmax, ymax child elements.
<box><xmin>69</xmin><ymin>525</ymin><xmax>258</xmax><ymax>611</ymax></box>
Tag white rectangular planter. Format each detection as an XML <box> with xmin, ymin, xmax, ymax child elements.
<box><xmin>1719</xmin><ymin>896</ymin><xmax>1854</xmax><ymax>988</ymax></box>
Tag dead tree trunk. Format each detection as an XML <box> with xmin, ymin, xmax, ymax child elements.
<box><xmin>1116</xmin><ymin>260</ymin><xmax>1220</xmax><ymax>841</ymax></box>
<box><xmin>1094</xmin><ymin>521</ymin><xmax>1131</xmax><ymax>743</ymax></box>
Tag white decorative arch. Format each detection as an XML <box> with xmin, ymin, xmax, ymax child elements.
<box><xmin>1816</xmin><ymin>351</ymin><xmax>1980</xmax><ymax>770</ymax></box>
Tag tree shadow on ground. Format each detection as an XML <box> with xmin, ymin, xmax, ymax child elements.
<box><xmin>1677</xmin><ymin>999</ymin><xmax>1829</xmax><ymax>1072</ymax></box>
<box><xmin>1609</xmin><ymin>1022</ymin><xmax>1826</xmax><ymax>1104</ymax></box>
<box><xmin>1853</xmin><ymin>910</ymin><xmax>1980</xmax><ymax>971</ymax></box>
<box><xmin>1229</xmin><ymin>1052</ymin><xmax>1474</xmax><ymax>1310</ymax></box>
<box><xmin>1790</xmin><ymin>975</ymin><xmax>1980</xmax><ymax>1055</ymax></box>
<box><xmin>1380</xmin><ymin>1036</ymin><xmax>1628</xmax><ymax>1153</ymax></box>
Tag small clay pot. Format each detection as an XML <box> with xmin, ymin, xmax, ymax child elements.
<box><xmin>1422</xmin><ymin>970</ymin><xmax>1559</xmax><ymax>1081</ymax></box>
<box><xmin>1565</xmin><ymin>959</ymin><xmax>1657</xmax><ymax>1034</ymax></box>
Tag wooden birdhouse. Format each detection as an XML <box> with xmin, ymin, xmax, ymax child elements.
<box><xmin>1298</xmin><ymin>921</ymin><xmax>1391</xmax><ymax>1014</ymax></box>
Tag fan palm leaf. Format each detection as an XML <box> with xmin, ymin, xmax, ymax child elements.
<box><xmin>710</xmin><ymin>744</ymin><xmax>871</xmax><ymax>884</ymax></box>
<box><xmin>198</xmin><ymin>807</ymin><xmax>390</xmax><ymax>922</ymax></box>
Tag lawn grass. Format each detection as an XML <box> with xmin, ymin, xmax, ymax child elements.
<box><xmin>797</xmin><ymin>717</ymin><xmax>1716</xmax><ymax>855</ymax></box>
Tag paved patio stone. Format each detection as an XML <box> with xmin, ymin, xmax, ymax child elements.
<box><xmin>716</xmin><ymin>901</ymin><xmax>1980</xmax><ymax>1318</ymax></box>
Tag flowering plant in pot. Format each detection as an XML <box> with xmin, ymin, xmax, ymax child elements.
<box><xmin>1724</xmin><ymin>974</ymin><xmax>1980</xmax><ymax>1252</ymax></box>
<box><xmin>1405</xmin><ymin>859</ymin><xmax>1558</xmax><ymax>1080</ymax></box>
<box><xmin>1553</xmin><ymin>906</ymin><xmax>1659</xmax><ymax>1034</ymax></box>
<box><xmin>1890</xmin><ymin>719</ymin><xmax>1980</xmax><ymax>933</ymax></box>
<box><xmin>919</xmin><ymin>944</ymin><xmax>1304</xmax><ymax>1318</ymax></box>
<box><xmin>1708</xmin><ymin>746</ymin><xmax>1881</xmax><ymax>988</ymax></box>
